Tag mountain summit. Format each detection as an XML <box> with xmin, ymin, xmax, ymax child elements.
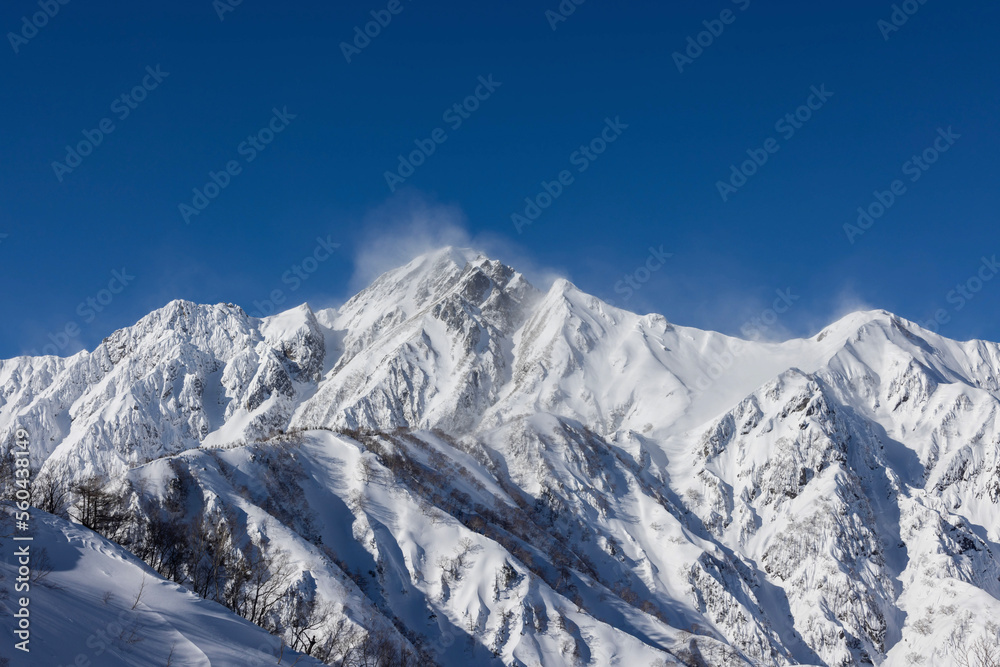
<box><xmin>3</xmin><ymin>249</ymin><xmax>1000</xmax><ymax>666</ymax></box>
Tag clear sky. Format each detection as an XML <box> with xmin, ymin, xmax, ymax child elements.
<box><xmin>2</xmin><ymin>0</ymin><xmax>998</xmax><ymax>358</ymax></box>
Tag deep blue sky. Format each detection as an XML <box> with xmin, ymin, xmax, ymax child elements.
<box><xmin>2</xmin><ymin>0</ymin><xmax>998</xmax><ymax>357</ymax></box>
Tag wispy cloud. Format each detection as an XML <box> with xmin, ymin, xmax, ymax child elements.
<box><xmin>346</xmin><ymin>190</ymin><xmax>566</xmax><ymax>297</ymax></box>
<box><xmin>347</xmin><ymin>192</ymin><xmax>473</xmax><ymax>293</ymax></box>
<box><xmin>341</xmin><ymin>191</ymin><xmax>893</xmax><ymax>344</ymax></box>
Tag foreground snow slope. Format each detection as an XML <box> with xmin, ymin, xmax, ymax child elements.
<box><xmin>0</xmin><ymin>510</ymin><xmax>323</xmax><ymax>667</ymax></box>
<box><xmin>2</xmin><ymin>247</ymin><xmax>1000</xmax><ymax>666</ymax></box>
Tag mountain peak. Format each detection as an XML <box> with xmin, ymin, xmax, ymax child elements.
<box><xmin>815</xmin><ymin>308</ymin><xmax>915</xmax><ymax>342</ymax></box>
<box><xmin>406</xmin><ymin>245</ymin><xmax>486</xmax><ymax>271</ymax></box>
<box><xmin>7</xmin><ymin>249</ymin><xmax>1000</xmax><ymax>666</ymax></box>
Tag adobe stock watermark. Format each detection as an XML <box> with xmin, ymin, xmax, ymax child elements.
<box><xmin>673</xmin><ymin>0</ymin><xmax>752</xmax><ymax>73</ymax></box>
<box><xmin>51</xmin><ymin>65</ymin><xmax>170</xmax><ymax>182</ymax></box>
<box><xmin>28</xmin><ymin>268</ymin><xmax>136</xmax><ymax>356</ymax></box>
<box><xmin>179</xmin><ymin>106</ymin><xmax>297</xmax><ymax>224</ymax></box>
<box><xmin>716</xmin><ymin>84</ymin><xmax>834</xmax><ymax>202</ymax></box>
<box><xmin>511</xmin><ymin>116</ymin><xmax>628</xmax><ymax>234</ymax></box>
<box><xmin>739</xmin><ymin>289</ymin><xmax>799</xmax><ymax>340</ymax></box>
<box><xmin>545</xmin><ymin>0</ymin><xmax>588</xmax><ymax>31</ymax></box>
<box><xmin>11</xmin><ymin>427</ymin><xmax>31</xmax><ymax>654</ymax></box>
<box><xmin>384</xmin><ymin>75</ymin><xmax>502</xmax><ymax>192</ymax></box>
<box><xmin>609</xmin><ymin>246</ymin><xmax>673</xmax><ymax>304</ymax></box>
<box><xmin>919</xmin><ymin>255</ymin><xmax>1000</xmax><ymax>333</ymax></box>
<box><xmin>691</xmin><ymin>288</ymin><xmax>799</xmax><ymax>396</ymax></box>
<box><xmin>248</xmin><ymin>235</ymin><xmax>341</xmax><ymax>317</ymax></box>
<box><xmin>340</xmin><ymin>0</ymin><xmax>413</xmax><ymax>63</ymax></box>
<box><xmin>878</xmin><ymin>0</ymin><xmax>930</xmax><ymax>41</ymax></box>
<box><xmin>53</xmin><ymin>608</ymin><xmax>145</xmax><ymax>666</ymax></box>
<box><xmin>7</xmin><ymin>0</ymin><xmax>71</xmax><ymax>54</ymax></box>
<box><xmin>213</xmin><ymin>0</ymin><xmax>244</xmax><ymax>21</ymax></box>
<box><xmin>843</xmin><ymin>126</ymin><xmax>959</xmax><ymax>244</ymax></box>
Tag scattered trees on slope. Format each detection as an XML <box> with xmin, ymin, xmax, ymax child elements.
<box><xmin>955</xmin><ymin>623</ymin><xmax>1000</xmax><ymax>667</ymax></box>
<box><xmin>0</xmin><ymin>450</ymin><xmax>422</xmax><ymax>667</ymax></box>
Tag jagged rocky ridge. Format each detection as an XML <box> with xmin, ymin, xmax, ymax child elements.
<box><xmin>3</xmin><ymin>247</ymin><xmax>1000</xmax><ymax>666</ymax></box>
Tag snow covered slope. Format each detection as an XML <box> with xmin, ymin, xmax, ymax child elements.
<box><xmin>3</xmin><ymin>247</ymin><xmax>1000</xmax><ymax>666</ymax></box>
<box><xmin>0</xmin><ymin>510</ymin><xmax>324</xmax><ymax>667</ymax></box>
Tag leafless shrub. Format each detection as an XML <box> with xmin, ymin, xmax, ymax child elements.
<box><xmin>117</xmin><ymin>614</ymin><xmax>145</xmax><ymax>646</ymax></box>
<box><xmin>31</xmin><ymin>547</ymin><xmax>59</xmax><ymax>589</ymax></box>
<box><xmin>230</xmin><ymin>544</ymin><xmax>295</xmax><ymax>630</ymax></box>
<box><xmin>32</xmin><ymin>469</ymin><xmax>70</xmax><ymax>518</ymax></box>
<box><xmin>71</xmin><ymin>474</ymin><xmax>133</xmax><ymax>542</ymax></box>
<box><xmin>358</xmin><ymin>456</ymin><xmax>378</xmax><ymax>484</ymax></box>
<box><xmin>955</xmin><ymin>623</ymin><xmax>1000</xmax><ymax>667</ymax></box>
<box><xmin>131</xmin><ymin>573</ymin><xmax>147</xmax><ymax>610</ymax></box>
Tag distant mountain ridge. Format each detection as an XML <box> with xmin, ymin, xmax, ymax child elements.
<box><xmin>3</xmin><ymin>247</ymin><xmax>1000</xmax><ymax>666</ymax></box>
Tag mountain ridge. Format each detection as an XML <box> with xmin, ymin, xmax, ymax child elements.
<box><xmin>3</xmin><ymin>247</ymin><xmax>1000</xmax><ymax>666</ymax></box>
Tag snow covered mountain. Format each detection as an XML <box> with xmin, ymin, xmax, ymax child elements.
<box><xmin>3</xmin><ymin>247</ymin><xmax>1000</xmax><ymax>666</ymax></box>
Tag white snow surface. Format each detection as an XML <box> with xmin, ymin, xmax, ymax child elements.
<box><xmin>0</xmin><ymin>510</ymin><xmax>323</xmax><ymax>667</ymax></box>
<box><xmin>3</xmin><ymin>247</ymin><xmax>1000</xmax><ymax>666</ymax></box>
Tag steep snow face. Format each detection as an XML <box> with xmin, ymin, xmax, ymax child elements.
<box><xmin>122</xmin><ymin>430</ymin><xmax>683</xmax><ymax>667</ymax></box>
<box><xmin>4</xmin><ymin>248</ymin><xmax>1000</xmax><ymax>666</ymax></box>
<box><xmin>686</xmin><ymin>371</ymin><xmax>898</xmax><ymax>666</ymax></box>
<box><xmin>292</xmin><ymin>248</ymin><xmax>539</xmax><ymax>433</ymax></box>
<box><xmin>0</xmin><ymin>300</ymin><xmax>335</xmax><ymax>480</ymax></box>
<box><xmin>485</xmin><ymin>280</ymin><xmax>690</xmax><ymax>434</ymax></box>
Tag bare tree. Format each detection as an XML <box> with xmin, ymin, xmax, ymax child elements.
<box><xmin>358</xmin><ymin>456</ymin><xmax>377</xmax><ymax>484</ymax></box>
<box><xmin>71</xmin><ymin>474</ymin><xmax>132</xmax><ymax>542</ymax></box>
<box><xmin>283</xmin><ymin>592</ymin><xmax>341</xmax><ymax>658</ymax></box>
<box><xmin>231</xmin><ymin>543</ymin><xmax>294</xmax><ymax>629</ymax></box>
<box><xmin>131</xmin><ymin>573</ymin><xmax>147</xmax><ymax>610</ymax></box>
<box><xmin>956</xmin><ymin>624</ymin><xmax>1000</xmax><ymax>667</ymax></box>
<box><xmin>186</xmin><ymin>509</ymin><xmax>239</xmax><ymax>604</ymax></box>
<box><xmin>135</xmin><ymin>512</ymin><xmax>188</xmax><ymax>582</ymax></box>
<box><xmin>0</xmin><ymin>452</ymin><xmax>14</xmax><ymax>503</ymax></box>
<box><xmin>31</xmin><ymin>469</ymin><xmax>70</xmax><ymax>517</ymax></box>
<box><xmin>31</xmin><ymin>547</ymin><xmax>59</xmax><ymax>589</ymax></box>
<box><xmin>351</xmin><ymin>627</ymin><xmax>417</xmax><ymax>667</ymax></box>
